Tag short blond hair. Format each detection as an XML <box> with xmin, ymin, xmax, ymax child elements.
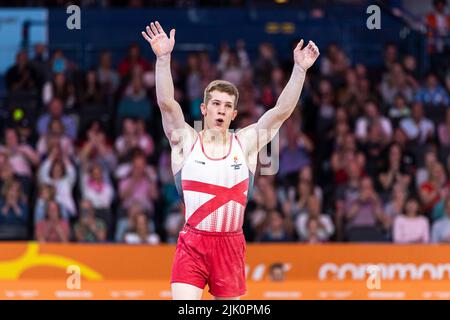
<box><xmin>204</xmin><ymin>80</ymin><xmax>239</xmax><ymax>109</ymax></box>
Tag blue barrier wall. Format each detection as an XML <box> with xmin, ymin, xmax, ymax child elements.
<box><xmin>46</xmin><ymin>5</ymin><xmax>421</xmax><ymax>69</ymax></box>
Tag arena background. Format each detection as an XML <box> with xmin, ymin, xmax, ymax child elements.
<box><xmin>0</xmin><ymin>0</ymin><xmax>449</xmax><ymax>300</ymax></box>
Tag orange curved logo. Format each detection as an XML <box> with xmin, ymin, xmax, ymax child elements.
<box><xmin>0</xmin><ymin>242</ymin><xmax>103</xmax><ymax>280</ymax></box>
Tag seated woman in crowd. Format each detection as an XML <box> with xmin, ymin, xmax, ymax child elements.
<box><xmin>393</xmin><ymin>197</ymin><xmax>430</xmax><ymax>243</ymax></box>
<box><xmin>35</xmin><ymin>200</ymin><xmax>70</xmax><ymax>242</ymax></box>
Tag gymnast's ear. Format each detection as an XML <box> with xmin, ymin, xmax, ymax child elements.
<box><xmin>231</xmin><ymin>109</ymin><xmax>237</xmax><ymax>121</ymax></box>
<box><xmin>200</xmin><ymin>102</ymin><xmax>207</xmax><ymax>116</ymax></box>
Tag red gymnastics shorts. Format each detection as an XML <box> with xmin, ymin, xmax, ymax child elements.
<box><xmin>170</xmin><ymin>224</ymin><xmax>247</xmax><ymax>298</ymax></box>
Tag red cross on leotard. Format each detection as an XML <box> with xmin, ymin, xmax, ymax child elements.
<box><xmin>182</xmin><ymin>178</ymin><xmax>249</xmax><ymax>228</ymax></box>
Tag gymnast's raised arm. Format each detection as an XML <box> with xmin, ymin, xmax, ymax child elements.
<box><xmin>141</xmin><ymin>21</ymin><xmax>195</xmax><ymax>148</ymax></box>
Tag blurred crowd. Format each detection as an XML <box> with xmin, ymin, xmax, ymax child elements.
<box><xmin>1</xmin><ymin>1</ymin><xmax>450</xmax><ymax>244</ymax></box>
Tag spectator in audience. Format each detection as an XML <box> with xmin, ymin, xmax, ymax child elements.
<box><xmin>388</xmin><ymin>93</ymin><xmax>411</xmax><ymax>128</ymax></box>
<box><xmin>37</xmin><ymin>98</ymin><xmax>78</xmax><ymax>140</ymax></box>
<box><xmin>0</xmin><ymin>180</ymin><xmax>28</xmax><ymax>240</ymax></box>
<box><xmin>238</xmin><ymin>73</ymin><xmax>264</xmax><ymax>119</ymax></box>
<box><xmin>299</xmin><ymin>166</ymin><xmax>323</xmax><ymax>201</ymax></box>
<box><xmin>261</xmin><ymin>67</ymin><xmax>287</xmax><ymax>108</ymax></box>
<box><xmin>379</xmin><ymin>143</ymin><xmax>411</xmax><ymax>198</ymax></box>
<box><xmin>118</xmin><ymin>151</ymin><xmax>158</xmax><ymax>214</ymax></box>
<box><xmin>0</xmin><ymin>127</ymin><xmax>39</xmax><ymax>181</ymax></box>
<box><xmin>38</xmin><ymin>147</ymin><xmax>77</xmax><ymax>217</ymax></box>
<box><xmin>79</xmin><ymin>121</ymin><xmax>117</xmax><ymax>172</ymax></box>
<box><xmin>400</xmin><ymin>102</ymin><xmax>435</xmax><ymax>145</ymax></box>
<box><xmin>115</xmin><ymin>118</ymin><xmax>154</xmax><ymax>162</ymax></box>
<box><xmin>331</xmin><ymin>133</ymin><xmax>365</xmax><ymax>186</ymax></box>
<box><xmin>0</xmin><ymin>155</ymin><xmax>17</xmax><ymax>192</ymax></box>
<box><xmin>335</xmin><ymin>161</ymin><xmax>364</xmax><ymax>240</ymax></box>
<box><xmin>295</xmin><ymin>196</ymin><xmax>334</xmax><ymax>242</ymax></box>
<box><xmin>35</xmin><ymin>200</ymin><xmax>70</xmax><ymax>242</ymax></box>
<box><xmin>185</xmin><ymin>53</ymin><xmax>204</xmax><ymax>119</ymax></box>
<box><xmin>337</xmin><ymin>68</ymin><xmax>358</xmax><ymax>109</ymax></box>
<box><xmin>278</xmin><ymin>116</ymin><xmax>313</xmax><ymax>181</ymax></box>
<box><xmin>17</xmin><ymin>119</ymin><xmax>34</xmax><ymax>146</ymax></box>
<box><xmin>74</xmin><ymin>200</ymin><xmax>107</xmax><ymax>243</ymax></box>
<box><xmin>380</xmin><ymin>63</ymin><xmax>415</xmax><ymax>105</ymax></box>
<box><xmin>431</xmin><ymin>156</ymin><xmax>450</xmax><ymax>221</ymax></box>
<box><xmin>49</xmin><ymin>48</ymin><xmax>72</xmax><ymax>75</ymax></box>
<box><xmin>198</xmin><ymin>51</ymin><xmax>217</xmax><ymax>85</ymax></box>
<box><xmin>425</xmin><ymin>0</ymin><xmax>450</xmax><ymax>77</ymax></box>
<box><xmin>393</xmin><ymin>197</ymin><xmax>430</xmax><ymax>243</ymax></box>
<box><xmin>254</xmin><ymin>42</ymin><xmax>279</xmax><ymax>86</ymax></box>
<box><xmin>34</xmin><ymin>184</ymin><xmax>69</xmax><ymax>223</ymax></box>
<box><xmin>401</xmin><ymin>55</ymin><xmax>421</xmax><ymax>86</ymax></box>
<box><xmin>354</xmin><ymin>78</ymin><xmax>377</xmax><ymax>115</ymax></box>
<box><xmin>419</xmin><ymin>161</ymin><xmax>448</xmax><ymax>214</ymax></box>
<box><xmin>305</xmin><ymin>217</ymin><xmax>327</xmax><ymax>243</ymax></box>
<box><xmin>314</xmin><ymin>79</ymin><xmax>337</xmax><ymax>138</ymax></box>
<box><xmin>355</xmin><ymin>100</ymin><xmax>392</xmax><ymax>144</ymax></box>
<box><xmin>320</xmin><ymin>43</ymin><xmax>340</xmax><ymax>77</ymax></box>
<box><xmin>375</xmin><ymin>43</ymin><xmax>399</xmax><ymax>83</ymax></box>
<box><xmin>116</xmin><ymin>203</ymin><xmax>156</xmax><ymax>242</ymax></box>
<box><xmin>118</xmin><ymin>43</ymin><xmax>151</xmax><ymax>79</ymax></box>
<box><xmin>325</xmin><ymin>108</ymin><xmax>350</xmax><ymax>158</ymax></box>
<box><xmin>36</xmin><ymin>118</ymin><xmax>74</xmax><ymax>159</ymax></box>
<box><xmin>80</xmin><ymin>69</ymin><xmax>105</xmax><ymax>107</ymax></box>
<box><xmin>123</xmin><ymin>213</ymin><xmax>160</xmax><ymax>245</ymax></box>
<box><xmin>97</xmin><ymin>50</ymin><xmax>120</xmax><ymax>96</ymax></box>
<box><xmin>361</xmin><ymin>121</ymin><xmax>390</xmax><ymax>177</ymax></box>
<box><xmin>217</xmin><ymin>40</ymin><xmax>249</xmax><ymax>87</ymax></box>
<box><xmin>117</xmin><ymin>66</ymin><xmax>152</xmax><ymax>121</ymax></box>
<box><xmin>321</xmin><ymin>44</ymin><xmax>349</xmax><ymax>81</ymax></box>
<box><xmin>5</xmin><ymin>50</ymin><xmax>39</xmax><ymax>93</ymax></box>
<box><xmin>42</xmin><ymin>72</ymin><xmax>77</xmax><ymax>110</ymax></box>
<box><xmin>384</xmin><ymin>183</ymin><xmax>408</xmax><ymax>237</ymax></box>
<box><xmin>164</xmin><ymin>202</ymin><xmax>184</xmax><ymax>244</ymax></box>
<box><xmin>282</xmin><ymin>167</ymin><xmax>322</xmax><ymax>218</ymax></box>
<box><xmin>431</xmin><ymin>196</ymin><xmax>450</xmax><ymax>243</ymax></box>
<box><xmin>416</xmin><ymin>149</ymin><xmax>438</xmax><ymax>188</ymax></box>
<box><xmin>80</xmin><ymin>162</ymin><xmax>114</xmax><ymax>210</ymax></box>
<box><xmin>247</xmin><ymin>175</ymin><xmax>282</xmax><ymax>240</ymax></box>
<box><xmin>30</xmin><ymin>43</ymin><xmax>50</xmax><ymax>89</ymax></box>
<box><xmin>259</xmin><ymin>210</ymin><xmax>294</xmax><ymax>242</ymax></box>
<box><xmin>330</xmin><ymin>48</ymin><xmax>350</xmax><ymax>82</ymax></box>
<box><xmin>415</xmin><ymin>72</ymin><xmax>449</xmax><ymax>107</ymax></box>
<box><xmin>345</xmin><ymin>177</ymin><xmax>389</xmax><ymax>241</ymax></box>
<box><xmin>268</xmin><ymin>263</ymin><xmax>286</xmax><ymax>281</ymax></box>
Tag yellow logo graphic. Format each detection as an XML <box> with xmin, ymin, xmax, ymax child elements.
<box><xmin>0</xmin><ymin>242</ymin><xmax>103</xmax><ymax>280</ymax></box>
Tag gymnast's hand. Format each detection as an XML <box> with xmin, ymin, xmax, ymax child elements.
<box><xmin>141</xmin><ymin>21</ymin><xmax>175</xmax><ymax>59</ymax></box>
<box><xmin>293</xmin><ymin>39</ymin><xmax>320</xmax><ymax>71</ymax></box>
